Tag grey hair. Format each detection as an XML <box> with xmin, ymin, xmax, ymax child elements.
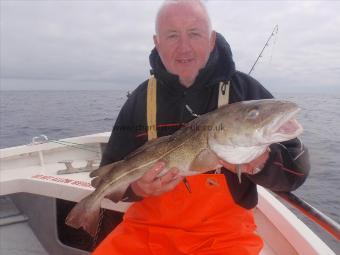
<box><xmin>155</xmin><ymin>0</ymin><xmax>213</xmax><ymax>36</ymax></box>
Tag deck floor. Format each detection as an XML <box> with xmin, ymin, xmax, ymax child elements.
<box><xmin>0</xmin><ymin>196</ymin><xmax>48</xmax><ymax>255</ymax></box>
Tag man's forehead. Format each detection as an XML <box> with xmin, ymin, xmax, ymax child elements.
<box><xmin>156</xmin><ymin>1</ymin><xmax>210</xmax><ymax>33</ymax></box>
<box><xmin>158</xmin><ymin>10</ymin><xmax>209</xmax><ymax>30</ymax></box>
<box><xmin>161</xmin><ymin>16</ymin><xmax>207</xmax><ymax>29</ymax></box>
<box><xmin>159</xmin><ymin>1</ymin><xmax>207</xmax><ymax>19</ymax></box>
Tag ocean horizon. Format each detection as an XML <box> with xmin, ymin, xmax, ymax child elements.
<box><xmin>1</xmin><ymin>78</ymin><xmax>340</xmax><ymax>94</ymax></box>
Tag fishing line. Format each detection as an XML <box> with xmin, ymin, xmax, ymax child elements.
<box><xmin>48</xmin><ymin>140</ymin><xmax>101</xmax><ymax>154</ymax></box>
<box><xmin>269</xmin><ymin>25</ymin><xmax>279</xmax><ymax>63</ymax></box>
<box><xmin>275</xmin><ymin>139</ymin><xmax>305</xmax><ymax>162</ymax></box>
<box><xmin>31</xmin><ymin>135</ymin><xmax>101</xmax><ymax>154</ymax></box>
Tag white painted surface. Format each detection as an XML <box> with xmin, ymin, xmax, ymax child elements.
<box><xmin>257</xmin><ymin>187</ymin><xmax>335</xmax><ymax>255</ymax></box>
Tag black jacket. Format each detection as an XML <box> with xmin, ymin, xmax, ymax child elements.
<box><xmin>101</xmin><ymin>33</ymin><xmax>310</xmax><ymax>209</ymax></box>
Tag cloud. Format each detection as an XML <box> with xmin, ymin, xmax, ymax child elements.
<box><xmin>206</xmin><ymin>1</ymin><xmax>340</xmax><ymax>92</ymax></box>
<box><xmin>1</xmin><ymin>1</ymin><xmax>161</xmax><ymax>84</ymax></box>
<box><xmin>1</xmin><ymin>0</ymin><xmax>339</xmax><ymax>92</ymax></box>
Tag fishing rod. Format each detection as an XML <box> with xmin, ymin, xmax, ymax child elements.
<box><xmin>248</xmin><ymin>24</ymin><xmax>278</xmax><ymax>75</ymax></box>
<box><xmin>248</xmin><ymin>25</ymin><xmax>339</xmax><ymax>240</ymax></box>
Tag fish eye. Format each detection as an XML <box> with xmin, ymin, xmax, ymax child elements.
<box><xmin>247</xmin><ymin>109</ymin><xmax>259</xmax><ymax>119</ymax></box>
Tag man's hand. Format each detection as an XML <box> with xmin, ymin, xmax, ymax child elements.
<box><xmin>219</xmin><ymin>149</ymin><xmax>270</xmax><ymax>175</ymax></box>
<box><xmin>131</xmin><ymin>161</ymin><xmax>183</xmax><ymax>197</ymax></box>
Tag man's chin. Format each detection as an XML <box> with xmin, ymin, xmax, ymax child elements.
<box><xmin>178</xmin><ymin>73</ymin><xmax>199</xmax><ymax>87</ymax></box>
<box><xmin>179</xmin><ymin>77</ymin><xmax>195</xmax><ymax>87</ymax></box>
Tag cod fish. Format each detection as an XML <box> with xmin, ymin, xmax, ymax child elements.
<box><xmin>66</xmin><ymin>99</ymin><xmax>303</xmax><ymax>236</ymax></box>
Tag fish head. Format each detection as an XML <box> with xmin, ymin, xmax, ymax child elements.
<box><xmin>209</xmin><ymin>99</ymin><xmax>303</xmax><ymax>148</ymax></box>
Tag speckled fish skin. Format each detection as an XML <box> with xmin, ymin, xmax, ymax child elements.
<box><xmin>65</xmin><ymin>99</ymin><xmax>303</xmax><ymax>236</ymax></box>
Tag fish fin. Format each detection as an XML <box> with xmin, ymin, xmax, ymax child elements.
<box><xmin>236</xmin><ymin>164</ymin><xmax>242</xmax><ymax>183</ymax></box>
<box><xmin>91</xmin><ymin>177</ymin><xmax>101</xmax><ymax>188</ymax></box>
<box><xmin>89</xmin><ymin>161</ymin><xmax>121</xmax><ymax>178</ymax></box>
<box><xmin>104</xmin><ymin>183</ymin><xmax>129</xmax><ymax>203</ymax></box>
<box><xmin>65</xmin><ymin>196</ymin><xmax>101</xmax><ymax>237</ymax></box>
<box><xmin>190</xmin><ymin>149</ymin><xmax>221</xmax><ymax>172</ymax></box>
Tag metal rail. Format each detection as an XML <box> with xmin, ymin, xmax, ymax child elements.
<box><xmin>275</xmin><ymin>191</ymin><xmax>340</xmax><ymax>240</ymax></box>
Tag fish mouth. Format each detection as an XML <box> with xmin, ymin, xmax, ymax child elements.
<box><xmin>269</xmin><ymin>108</ymin><xmax>303</xmax><ymax>142</ymax></box>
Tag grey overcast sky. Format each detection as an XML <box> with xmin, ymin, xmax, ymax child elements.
<box><xmin>1</xmin><ymin>0</ymin><xmax>339</xmax><ymax>93</ymax></box>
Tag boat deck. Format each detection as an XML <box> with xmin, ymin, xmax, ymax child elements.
<box><xmin>0</xmin><ymin>196</ymin><xmax>48</xmax><ymax>255</ymax></box>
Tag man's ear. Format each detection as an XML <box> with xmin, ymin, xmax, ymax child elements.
<box><xmin>153</xmin><ymin>35</ymin><xmax>159</xmax><ymax>50</ymax></box>
<box><xmin>209</xmin><ymin>31</ymin><xmax>216</xmax><ymax>52</ymax></box>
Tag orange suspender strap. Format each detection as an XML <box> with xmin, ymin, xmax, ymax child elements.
<box><xmin>146</xmin><ymin>78</ymin><xmax>230</xmax><ymax>140</ymax></box>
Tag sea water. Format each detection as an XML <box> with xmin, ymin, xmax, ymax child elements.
<box><xmin>1</xmin><ymin>90</ymin><xmax>339</xmax><ymax>252</ymax></box>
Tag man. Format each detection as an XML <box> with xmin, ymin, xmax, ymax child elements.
<box><xmin>94</xmin><ymin>1</ymin><xmax>310</xmax><ymax>254</ymax></box>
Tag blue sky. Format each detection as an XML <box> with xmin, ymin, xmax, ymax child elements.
<box><xmin>1</xmin><ymin>0</ymin><xmax>339</xmax><ymax>93</ymax></box>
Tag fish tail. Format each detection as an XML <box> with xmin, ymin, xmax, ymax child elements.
<box><xmin>65</xmin><ymin>195</ymin><xmax>101</xmax><ymax>237</ymax></box>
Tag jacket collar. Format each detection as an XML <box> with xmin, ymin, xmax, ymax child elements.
<box><xmin>149</xmin><ymin>32</ymin><xmax>236</xmax><ymax>94</ymax></box>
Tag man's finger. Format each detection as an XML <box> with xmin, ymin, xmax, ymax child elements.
<box><xmin>249</xmin><ymin>150</ymin><xmax>270</xmax><ymax>168</ymax></box>
<box><xmin>159</xmin><ymin>167</ymin><xmax>180</xmax><ymax>185</ymax></box>
<box><xmin>142</xmin><ymin>161</ymin><xmax>166</xmax><ymax>182</ymax></box>
<box><xmin>219</xmin><ymin>159</ymin><xmax>236</xmax><ymax>173</ymax></box>
<box><xmin>148</xmin><ymin>177</ymin><xmax>162</xmax><ymax>191</ymax></box>
<box><xmin>154</xmin><ymin>176</ymin><xmax>183</xmax><ymax>195</ymax></box>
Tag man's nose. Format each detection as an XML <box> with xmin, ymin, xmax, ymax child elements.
<box><xmin>177</xmin><ymin>35</ymin><xmax>192</xmax><ymax>53</ymax></box>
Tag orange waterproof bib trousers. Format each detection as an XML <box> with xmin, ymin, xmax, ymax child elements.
<box><xmin>93</xmin><ymin>174</ymin><xmax>263</xmax><ymax>255</ymax></box>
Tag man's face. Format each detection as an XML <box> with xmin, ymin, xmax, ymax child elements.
<box><xmin>154</xmin><ymin>3</ymin><xmax>216</xmax><ymax>87</ymax></box>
